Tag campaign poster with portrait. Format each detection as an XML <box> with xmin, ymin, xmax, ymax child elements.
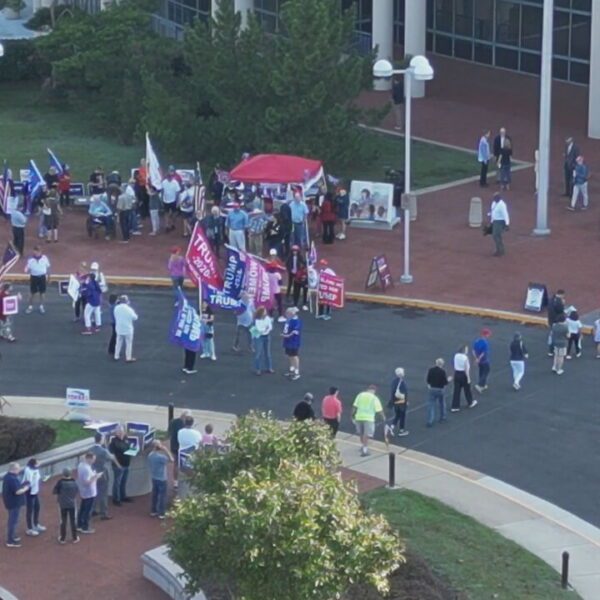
<box><xmin>348</xmin><ymin>181</ymin><xmax>395</xmax><ymax>224</ymax></box>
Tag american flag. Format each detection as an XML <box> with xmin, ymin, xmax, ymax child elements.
<box><xmin>193</xmin><ymin>161</ymin><xmax>206</xmax><ymax>217</ymax></box>
<box><xmin>0</xmin><ymin>161</ymin><xmax>11</xmax><ymax>214</ymax></box>
<box><xmin>0</xmin><ymin>243</ymin><xmax>19</xmax><ymax>280</ymax></box>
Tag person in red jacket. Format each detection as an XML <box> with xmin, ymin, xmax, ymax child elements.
<box><xmin>320</xmin><ymin>192</ymin><xmax>337</xmax><ymax>244</ymax></box>
<box><xmin>58</xmin><ymin>166</ymin><xmax>72</xmax><ymax>208</ymax></box>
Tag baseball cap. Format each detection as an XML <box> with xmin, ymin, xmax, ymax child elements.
<box><xmin>269</xmin><ymin>249</ymin><xmax>277</xmax><ymax>256</ymax></box>
<box><xmin>90</xmin><ymin>262</ymin><xmax>99</xmax><ymax>270</ymax></box>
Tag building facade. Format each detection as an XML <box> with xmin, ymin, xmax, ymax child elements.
<box><xmin>155</xmin><ymin>0</ymin><xmax>600</xmax><ymax>138</ymax></box>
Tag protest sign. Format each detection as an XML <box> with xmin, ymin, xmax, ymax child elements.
<box><xmin>66</xmin><ymin>388</ymin><xmax>90</xmax><ymax>409</ymax></box>
<box><xmin>318</xmin><ymin>272</ymin><xmax>345</xmax><ymax>308</ymax></box>
<box><xmin>169</xmin><ymin>289</ymin><xmax>203</xmax><ymax>352</ymax></box>
<box><xmin>204</xmin><ymin>284</ymin><xmax>244</xmax><ymax>311</ymax></box>
<box><xmin>223</xmin><ymin>246</ymin><xmax>246</xmax><ymax>300</ymax></box>
<box><xmin>2</xmin><ymin>295</ymin><xmax>19</xmax><ymax>315</ymax></box>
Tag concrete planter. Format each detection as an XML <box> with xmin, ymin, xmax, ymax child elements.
<box><xmin>2</xmin><ymin>7</ymin><xmax>22</xmax><ymax>20</ymax></box>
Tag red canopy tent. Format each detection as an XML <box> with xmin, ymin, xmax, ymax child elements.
<box><xmin>229</xmin><ymin>154</ymin><xmax>324</xmax><ymax>185</ymax></box>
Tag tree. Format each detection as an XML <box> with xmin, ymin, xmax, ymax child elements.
<box><xmin>167</xmin><ymin>413</ymin><xmax>404</xmax><ymax>600</ymax></box>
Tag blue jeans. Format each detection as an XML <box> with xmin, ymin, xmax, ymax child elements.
<box><xmin>151</xmin><ymin>479</ymin><xmax>167</xmax><ymax>516</ymax></box>
<box><xmin>254</xmin><ymin>335</ymin><xmax>273</xmax><ymax>372</ymax></box>
<box><xmin>478</xmin><ymin>363</ymin><xmax>490</xmax><ymax>387</ymax></box>
<box><xmin>77</xmin><ymin>497</ymin><xmax>94</xmax><ymax>531</ymax></box>
<box><xmin>7</xmin><ymin>507</ymin><xmax>21</xmax><ymax>543</ymax></box>
<box><xmin>292</xmin><ymin>222</ymin><xmax>306</xmax><ymax>247</ymax></box>
<box><xmin>112</xmin><ymin>464</ymin><xmax>129</xmax><ymax>502</ymax></box>
<box><xmin>25</xmin><ymin>493</ymin><xmax>40</xmax><ymax>529</ymax></box>
<box><xmin>427</xmin><ymin>388</ymin><xmax>447</xmax><ymax>426</ymax></box>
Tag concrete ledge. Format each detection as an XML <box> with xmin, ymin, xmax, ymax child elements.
<box><xmin>142</xmin><ymin>545</ymin><xmax>206</xmax><ymax>600</ymax></box>
<box><xmin>0</xmin><ymin>586</ymin><xmax>19</xmax><ymax>600</ymax></box>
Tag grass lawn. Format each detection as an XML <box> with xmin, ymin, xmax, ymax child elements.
<box><xmin>364</xmin><ymin>489</ymin><xmax>579</xmax><ymax>600</ymax></box>
<box><xmin>39</xmin><ymin>419</ymin><xmax>92</xmax><ymax>449</ymax></box>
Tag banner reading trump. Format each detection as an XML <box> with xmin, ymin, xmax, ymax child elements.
<box><xmin>169</xmin><ymin>289</ymin><xmax>202</xmax><ymax>352</ymax></box>
<box><xmin>223</xmin><ymin>246</ymin><xmax>246</xmax><ymax>300</ymax></box>
<box><xmin>185</xmin><ymin>222</ymin><xmax>223</xmax><ymax>289</ymax></box>
<box><xmin>244</xmin><ymin>254</ymin><xmax>273</xmax><ymax>307</ymax></box>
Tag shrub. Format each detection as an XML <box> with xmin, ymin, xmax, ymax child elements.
<box><xmin>0</xmin><ymin>39</ymin><xmax>46</xmax><ymax>82</ymax></box>
<box><xmin>0</xmin><ymin>417</ymin><xmax>56</xmax><ymax>464</ymax></box>
<box><xmin>25</xmin><ymin>5</ymin><xmax>74</xmax><ymax>31</ymax></box>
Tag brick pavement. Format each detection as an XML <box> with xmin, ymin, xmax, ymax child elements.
<box><xmin>0</xmin><ymin>480</ymin><xmax>168</xmax><ymax>600</ymax></box>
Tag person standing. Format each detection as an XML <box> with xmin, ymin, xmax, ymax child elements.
<box><xmin>321</xmin><ymin>387</ymin><xmax>342</xmax><ymax>437</ymax></box>
<box><xmin>352</xmin><ymin>385</ymin><xmax>385</xmax><ymax>457</ymax></box>
<box><xmin>498</xmin><ymin>138</ymin><xmax>513</xmax><ymax>190</ymax></box>
<box><xmin>148</xmin><ymin>184</ymin><xmax>161</xmax><ymax>235</ymax></box>
<box><xmin>2</xmin><ymin>463</ymin><xmax>30</xmax><ymax>547</ymax></box>
<box><xmin>509</xmin><ymin>332</ymin><xmax>528</xmax><ymax>390</ymax></box>
<box><xmin>451</xmin><ymin>345</ymin><xmax>478</xmax><ymax>412</ymax></box>
<box><xmin>24</xmin><ymin>246</ymin><xmax>50</xmax><ymax>314</ymax></box>
<box><xmin>53</xmin><ymin>468</ymin><xmax>79</xmax><ymax>544</ymax></box>
<box><xmin>23</xmin><ymin>458</ymin><xmax>46</xmax><ymax>537</ymax></box>
<box><xmin>202</xmin><ymin>206</ymin><xmax>224</xmax><ymax>258</ymax></box>
<box><xmin>493</xmin><ymin>127</ymin><xmax>511</xmax><ymax>181</ymax></box>
<box><xmin>226</xmin><ymin>202</ymin><xmax>249</xmax><ymax>252</ymax></box>
<box><xmin>114</xmin><ymin>295</ymin><xmax>138</xmax><ymax>362</ymax></box>
<box><xmin>108</xmin><ymin>427</ymin><xmax>132</xmax><ymax>505</ymax></box>
<box><xmin>290</xmin><ymin>192</ymin><xmax>309</xmax><ymax>248</ymax></box>
<box><xmin>478</xmin><ymin>129</ymin><xmax>491</xmax><ymax>187</ymax></box>
<box><xmin>389</xmin><ymin>367</ymin><xmax>409</xmax><ymax>437</ymax></box>
<box><xmin>252</xmin><ymin>306</ymin><xmax>274</xmax><ymax>375</ymax></box>
<box><xmin>286</xmin><ymin>245</ymin><xmax>306</xmax><ymax>302</ymax></box>
<box><xmin>282</xmin><ymin>307</ymin><xmax>302</xmax><ymax>381</ymax></box>
<box><xmin>563</xmin><ymin>137</ymin><xmax>580</xmax><ymax>197</ymax></box>
<box><xmin>293</xmin><ymin>392</ymin><xmax>316</xmax><ymax>421</ymax></box>
<box><xmin>167</xmin><ymin>247</ymin><xmax>186</xmax><ymax>298</ymax></box>
<box><xmin>568</xmin><ymin>156</ymin><xmax>590</xmax><ymax>211</ymax></box>
<box><xmin>473</xmin><ymin>328</ymin><xmax>492</xmax><ymax>392</ymax></box>
<box><xmin>148</xmin><ymin>441</ymin><xmax>173</xmax><ymax>519</ymax></box>
<box><xmin>169</xmin><ymin>409</ymin><xmax>192</xmax><ymax>488</ymax></box>
<box><xmin>107</xmin><ymin>294</ymin><xmax>118</xmax><ymax>356</ymax></box>
<box><xmin>547</xmin><ymin>289</ymin><xmax>566</xmax><ymax>356</ymax></box>
<box><xmin>566</xmin><ymin>310</ymin><xmax>583</xmax><ymax>359</ymax></box>
<box><xmin>10</xmin><ymin>203</ymin><xmax>27</xmax><ymax>256</ymax></box>
<box><xmin>232</xmin><ymin>293</ymin><xmax>254</xmax><ymax>354</ymax></box>
<box><xmin>551</xmin><ymin>315</ymin><xmax>569</xmax><ymax>375</ymax></box>
<box><xmin>0</xmin><ymin>282</ymin><xmax>18</xmax><ymax>342</ymax></box>
<box><xmin>200</xmin><ymin>301</ymin><xmax>216</xmax><ymax>360</ymax></box>
<box><xmin>334</xmin><ymin>186</ymin><xmax>350</xmax><ymax>241</ymax></box>
<box><xmin>161</xmin><ymin>170</ymin><xmax>182</xmax><ymax>232</ymax></box>
<box><xmin>43</xmin><ymin>190</ymin><xmax>62</xmax><ymax>243</ymax></box>
<box><xmin>177</xmin><ymin>416</ymin><xmax>202</xmax><ymax>450</ymax></box>
<box><xmin>89</xmin><ymin>433</ymin><xmax>117</xmax><ymax>521</ymax></box>
<box><xmin>391</xmin><ymin>75</ymin><xmax>404</xmax><ymax>131</ymax></box>
<box><xmin>76</xmin><ymin>452</ymin><xmax>102</xmax><ymax>534</ymax></box>
<box><xmin>247</xmin><ymin>208</ymin><xmax>268</xmax><ymax>256</ymax></box>
<box><xmin>425</xmin><ymin>358</ymin><xmax>451</xmax><ymax>427</ymax></box>
<box><xmin>116</xmin><ymin>191</ymin><xmax>135</xmax><ymax>243</ymax></box>
<box><xmin>320</xmin><ymin>192</ymin><xmax>337</xmax><ymax>244</ymax></box>
<box><xmin>266</xmin><ymin>251</ymin><xmax>285</xmax><ymax>323</ymax></box>
<box><xmin>58</xmin><ymin>165</ymin><xmax>72</xmax><ymax>208</ymax></box>
<box><xmin>489</xmin><ymin>193</ymin><xmax>509</xmax><ymax>257</ymax></box>
<box><xmin>81</xmin><ymin>272</ymin><xmax>102</xmax><ymax>335</ymax></box>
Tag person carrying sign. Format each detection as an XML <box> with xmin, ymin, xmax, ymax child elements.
<box><xmin>316</xmin><ymin>260</ymin><xmax>336</xmax><ymax>320</ymax></box>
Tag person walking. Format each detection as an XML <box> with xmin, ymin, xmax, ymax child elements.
<box><xmin>568</xmin><ymin>156</ymin><xmax>590</xmax><ymax>211</ymax></box>
<box><xmin>509</xmin><ymin>332</ymin><xmax>528</xmax><ymax>390</ymax></box>
<box><xmin>81</xmin><ymin>272</ymin><xmax>102</xmax><ymax>335</ymax></box>
<box><xmin>551</xmin><ymin>315</ymin><xmax>569</xmax><ymax>375</ymax></box>
<box><xmin>563</xmin><ymin>137</ymin><xmax>580</xmax><ymax>197</ymax></box>
<box><xmin>232</xmin><ymin>293</ymin><xmax>254</xmax><ymax>354</ymax></box>
<box><xmin>53</xmin><ymin>468</ymin><xmax>79</xmax><ymax>544</ymax></box>
<box><xmin>225</xmin><ymin>202</ymin><xmax>249</xmax><ymax>252</ymax></box>
<box><xmin>451</xmin><ymin>345</ymin><xmax>478</xmax><ymax>412</ymax></box>
<box><xmin>473</xmin><ymin>328</ymin><xmax>492</xmax><ymax>392</ymax></box>
<box><xmin>566</xmin><ymin>310</ymin><xmax>583</xmax><ymax>359</ymax></box>
<box><xmin>116</xmin><ymin>191</ymin><xmax>135</xmax><ymax>243</ymax></box>
<box><xmin>426</xmin><ymin>358</ymin><xmax>451</xmax><ymax>427</ymax></box>
<box><xmin>321</xmin><ymin>387</ymin><xmax>342</xmax><ymax>437</ymax></box>
<box><xmin>498</xmin><ymin>138</ymin><xmax>513</xmax><ymax>190</ymax></box>
<box><xmin>148</xmin><ymin>441</ymin><xmax>173</xmax><ymax>519</ymax></box>
<box><xmin>252</xmin><ymin>306</ymin><xmax>274</xmax><ymax>375</ymax></box>
<box><xmin>10</xmin><ymin>203</ymin><xmax>27</xmax><ymax>256</ymax></box>
<box><xmin>169</xmin><ymin>409</ymin><xmax>192</xmax><ymax>489</ymax></box>
<box><xmin>293</xmin><ymin>392</ymin><xmax>316</xmax><ymax>421</ymax></box>
<box><xmin>24</xmin><ymin>246</ymin><xmax>50</xmax><ymax>314</ymax></box>
<box><xmin>478</xmin><ymin>129</ymin><xmax>491</xmax><ymax>187</ymax></box>
<box><xmin>594</xmin><ymin>317</ymin><xmax>600</xmax><ymax>359</ymax></box>
<box><xmin>547</xmin><ymin>289</ymin><xmax>566</xmax><ymax>356</ymax></box>
<box><xmin>200</xmin><ymin>301</ymin><xmax>216</xmax><ymax>360</ymax></box>
<box><xmin>23</xmin><ymin>458</ymin><xmax>46</xmax><ymax>537</ymax></box>
<box><xmin>489</xmin><ymin>193</ymin><xmax>509</xmax><ymax>257</ymax></box>
<box><xmin>3</xmin><ymin>463</ymin><xmax>30</xmax><ymax>548</ymax></box>
<box><xmin>168</xmin><ymin>247</ymin><xmax>186</xmax><ymax>299</ymax></box>
<box><xmin>114</xmin><ymin>295</ymin><xmax>138</xmax><ymax>362</ymax></box>
<box><xmin>389</xmin><ymin>367</ymin><xmax>409</xmax><ymax>437</ymax></box>
<box><xmin>76</xmin><ymin>452</ymin><xmax>102</xmax><ymax>534</ymax></box>
<box><xmin>161</xmin><ymin>169</ymin><xmax>181</xmax><ymax>232</ymax></box>
<box><xmin>352</xmin><ymin>385</ymin><xmax>385</xmax><ymax>457</ymax></box>
<box><xmin>282</xmin><ymin>307</ymin><xmax>302</xmax><ymax>381</ymax></box>
<box><xmin>89</xmin><ymin>433</ymin><xmax>117</xmax><ymax>521</ymax></box>
<box><xmin>108</xmin><ymin>427</ymin><xmax>132</xmax><ymax>505</ymax></box>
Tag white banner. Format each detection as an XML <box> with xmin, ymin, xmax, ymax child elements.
<box><xmin>146</xmin><ymin>132</ymin><xmax>163</xmax><ymax>190</ymax></box>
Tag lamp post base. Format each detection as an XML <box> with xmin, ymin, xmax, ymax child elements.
<box><xmin>400</xmin><ymin>274</ymin><xmax>414</xmax><ymax>284</ymax></box>
<box><xmin>532</xmin><ymin>228</ymin><xmax>551</xmax><ymax>236</ymax></box>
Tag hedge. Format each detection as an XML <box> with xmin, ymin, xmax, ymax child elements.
<box><xmin>0</xmin><ymin>416</ymin><xmax>56</xmax><ymax>464</ymax></box>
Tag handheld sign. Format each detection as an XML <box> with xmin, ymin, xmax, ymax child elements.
<box><xmin>318</xmin><ymin>273</ymin><xmax>345</xmax><ymax>308</ymax></box>
<box><xmin>58</xmin><ymin>280</ymin><xmax>70</xmax><ymax>296</ymax></box>
<box><xmin>2</xmin><ymin>295</ymin><xmax>19</xmax><ymax>316</ymax></box>
<box><xmin>67</xmin><ymin>275</ymin><xmax>80</xmax><ymax>302</ymax></box>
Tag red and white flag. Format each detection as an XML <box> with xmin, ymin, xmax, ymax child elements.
<box><xmin>185</xmin><ymin>222</ymin><xmax>223</xmax><ymax>290</ymax></box>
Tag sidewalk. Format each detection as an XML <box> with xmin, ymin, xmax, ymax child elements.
<box><xmin>2</xmin><ymin>396</ymin><xmax>599</xmax><ymax>600</ymax></box>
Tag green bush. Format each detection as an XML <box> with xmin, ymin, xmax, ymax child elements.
<box><xmin>25</xmin><ymin>5</ymin><xmax>74</xmax><ymax>31</ymax></box>
<box><xmin>0</xmin><ymin>416</ymin><xmax>56</xmax><ymax>464</ymax></box>
<box><xmin>0</xmin><ymin>40</ymin><xmax>46</xmax><ymax>82</ymax></box>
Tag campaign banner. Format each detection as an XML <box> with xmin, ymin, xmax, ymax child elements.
<box><xmin>245</xmin><ymin>254</ymin><xmax>273</xmax><ymax>308</ymax></box>
<box><xmin>318</xmin><ymin>272</ymin><xmax>345</xmax><ymax>308</ymax></box>
<box><xmin>185</xmin><ymin>222</ymin><xmax>223</xmax><ymax>289</ymax></box>
<box><xmin>169</xmin><ymin>289</ymin><xmax>203</xmax><ymax>352</ymax></box>
<box><xmin>223</xmin><ymin>246</ymin><xmax>246</xmax><ymax>300</ymax></box>
<box><xmin>204</xmin><ymin>284</ymin><xmax>244</xmax><ymax>311</ymax></box>
<box><xmin>66</xmin><ymin>388</ymin><xmax>91</xmax><ymax>409</ymax></box>
<box><xmin>2</xmin><ymin>295</ymin><xmax>19</xmax><ymax>315</ymax></box>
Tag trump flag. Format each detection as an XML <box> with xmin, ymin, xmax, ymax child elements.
<box><xmin>185</xmin><ymin>222</ymin><xmax>223</xmax><ymax>290</ymax></box>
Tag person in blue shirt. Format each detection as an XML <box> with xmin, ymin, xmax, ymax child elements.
<box><xmin>568</xmin><ymin>155</ymin><xmax>590</xmax><ymax>211</ymax></box>
<box><xmin>478</xmin><ymin>130</ymin><xmax>491</xmax><ymax>187</ymax></box>
<box><xmin>88</xmin><ymin>194</ymin><xmax>114</xmax><ymax>237</ymax></box>
<box><xmin>289</xmin><ymin>193</ymin><xmax>309</xmax><ymax>248</ymax></box>
<box><xmin>2</xmin><ymin>462</ymin><xmax>30</xmax><ymax>547</ymax></box>
<box><xmin>473</xmin><ymin>328</ymin><xmax>492</xmax><ymax>392</ymax></box>
<box><xmin>226</xmin><ymin>203</ymin><xmax>249</xmax><ymax>252</ymax></box>
<box><xmin>80</xmin><ymin>272</ymin><xmax>103</xmax><ymax>335</ymax></box>
<box><xmin>10</xmin><ymin>204</ymin><xmax>27</xmax><ymax>256</ymax></box>
<box><xmin>282</xmin><ymin>307</ymin><xmax>302</xmax><ymax>380</ymax></box>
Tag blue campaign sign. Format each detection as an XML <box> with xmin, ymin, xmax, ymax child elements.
<box><xmin>169</xmin><ymin>289</ymin><xmax>203</xmax><ymax>352</ymax></box>
<box><xmin>223</xmin><ymin>246</ymin><xmax>246</xmax><ymax>300</ymax></box>
<box><xmin>204</xmin><ymin>284</ymin><xmax>244</xmax><ymax>311</ymax></box>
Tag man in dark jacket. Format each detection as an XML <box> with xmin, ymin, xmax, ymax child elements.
<box><xmin>547</xmin><ymin>289</ymin><xmax>566</xmax><ymax>355</ymax></box>
<box><xmin>563</xmin><ymin>137</ymin><xmax>579</xmax><ymax>197</ymax></box>
<box><xmin>3</xmin><ymin>462</ymin><xmax>30</xmax><ymax>547</ymax></box>
<box><xmin>293</xmin><ymin>393</ymin><xmax>315</xmax><ymax>421</ymax></box>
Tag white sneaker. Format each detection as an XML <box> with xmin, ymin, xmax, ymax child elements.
<box><xmin>513</xmin><ymin>382</ymin><xmax>520</xmax><ymax>390</ymax></box>
<box><xmin>338</xmin><ymin>233</ymin><xmax>346</xmax><ymax>240</ymax></box>
<box><xmin>302</xmin><ymin>305</ymin><xmax>309</xmax><ymax>311</ymax></box>
<box><xmin>39</xmin><ymin>305</ymin><xmax>46</xmax><ymax>314</ymax></box>
<box><xmin>25</xmin><ymin>306</ymin><xmax>33</xmax><ymax>314</ymax></box>
<box><xmin>468</xmin><ymin>400</ymin><xmax>478</xmax><ymax>408</ymax></box>
<box><xmin>210</xmin><ymin>355</ymin><xmax>217</xmax><ymax>361</ymax></box>
<box><xmin>26</xmin><ymin>529</ymin><xmax>39</xmax><ymax>536</ymax></box>
<box><xmin>556</xmin><ymin>369</ymin><xmax>564</xmax><ymax>375</ymax></box>
<box><xmin>35</xmin><ymin>524</ymin><xmax>47</xmax><ymax>532</ymax></box>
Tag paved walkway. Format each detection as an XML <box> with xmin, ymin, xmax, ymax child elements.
<box><xmin>2</xmin><ymin>397</ymin><xmax>599</xmax><ymax>600</ymax></box>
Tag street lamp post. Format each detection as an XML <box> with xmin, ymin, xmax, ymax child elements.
<box><xmin>373</xmin><ymin>56</ymin><xmax>434</xmax><ymax>284</ymax></box>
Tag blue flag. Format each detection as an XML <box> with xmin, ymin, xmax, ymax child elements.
<box><xmin>223</xmin><ymin>245</ymin><xmax>246</xmax><ymax>300</ymax></box>
<box><xmin>204</xmin><ymin>284</ymin><xmax>244</xmax><ymax>311</ymax></box>
<box><xmin>28</xmin><ymin>159</ymin><xmax>44</xmax><ymax>199</ymax></box>
<box><xmin>47</xmin><ymin>148</ymin><xmax>64</xmax><ymax>175</ymax></box>
<box><xmin>169</xmin><ymin>289</ymin><xmax>203</xmax><ymax>352</ymax></box>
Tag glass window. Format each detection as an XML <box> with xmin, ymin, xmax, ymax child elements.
<box><xmin>474</xmin><ymin>0</ymin><xmax>493</xmax><ymax>41</ymax></box>
<box><xmin>454</xmin><ymin>0</ymin><xmax>473</xmax><ymax>37</ymax></box>
<box><xmin>474</xmin><ymin>43</ymin><xmax>492</xmax><ymax>64</ymax></box>
<box><xmin>520</xmin><ymin>52</ymin><xmax>541</xmax><ymax>75</ymax></box>
<box><xmin>570</xmin><ymin>61</ymin><xmax>589</xmax><ymax>84</ymax></box>
<box><xmin>553</xmin><ymin>10</ymin><xmax>570</xmax><ymax>56</ymax></box>
<box><xmin>552</xmin><ymin>57</ymin><xmax>569</xmax><ymax>79</ymax></box>
<box><xmin>454</xmin><ymin>38</ymin><xmax>472</xmax><ymax>59</ymax></box>
<box><xmin>496</xmin><ymin>46</ymin><xmax>519</xmax><ymax>69</ymax></box>
<box><xmin>394</xmin><ymin>0</ymin><xmax>405</xmax><ymax>24</ymax></box>
<box><xmin>555</xmin><ymin>0</ymin><xmax>570</xmax><ymax>7</ymax></box>
<box><xmin>572</xmin><ymin>0</ymin><xmax>591</xmax><ymax>11</ymax></box>
<box><xmin>426</xmin><ymin>0</ymin><xmax>434</xmax><ymax>29</ymax></box>
<box><xmin>570</xmin><ymin>13</ymin><xmax>590</xmax><ymax>60</ymax></box>
<box><xmin>521</xmin><ymin>5</ymin><xmax>542</xmax><ymax>50</ymax></box>
<box><xmin>496</xmin><ymin>1</ymin><xmax>520</xmax><ymax>46</ymax></box>
<box><xmin>435</xmin><ymin>34</ymin><xmax>453</xmax><ymax>55</ymax></box>
<box><xmin>435</xmin><ymin>0</ymin><xmax>453</xmax><ymax>33</ymax></box>
<box><xmin>426</xmin><ymin>31</ymin><xmax>434</xmax><ymax>51</ymax></box>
